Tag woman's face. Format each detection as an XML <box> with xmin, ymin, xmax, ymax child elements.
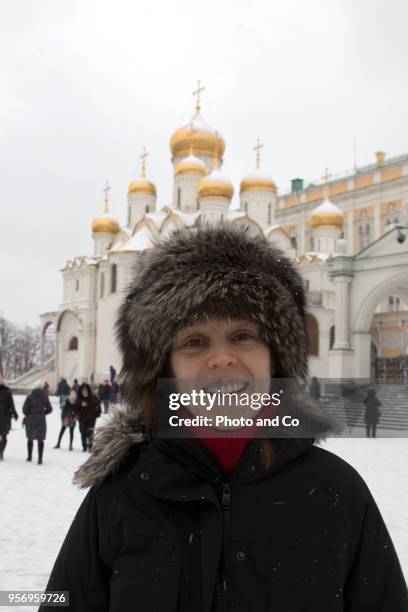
<box><xmin>170</xmin><ymin>318</ymin><xmax>272</xmax><ymax>380</ymax></box>
<box><xmin>169</xmin><ymin>319</ymin><xmax>273</xmax><ymax>431</ymax></box>
<box><xmin>81</xmin><ymin>387</ymin><xmax>89</xmax><ymax>398</ymax></box>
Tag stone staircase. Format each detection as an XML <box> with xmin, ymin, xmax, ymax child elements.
<box><xmin>321</xmin><ymin>383</ymin><xmax>408</xmax><ymax>433</ymax></box>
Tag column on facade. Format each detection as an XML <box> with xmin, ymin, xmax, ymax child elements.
<box><xmin>332</xmin><ymin>275</ymin><xmax>353</xmax><ymax>350</ymax></box>
<box><xmin>374</xmin><ymin>204</ymin><xmax>381</xmax><ymax>240</ymax></box>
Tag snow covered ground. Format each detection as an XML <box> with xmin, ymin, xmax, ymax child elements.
<box><xmin>0</xmin><ymin>395</ymin><xmax>407</xmax><ymax>611</ymax></box>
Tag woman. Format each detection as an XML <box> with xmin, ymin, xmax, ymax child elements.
<box><xmin>23</xmin><ymin>383</ymin><xmax>52</xmax><ymax>465</ymax></box>
<box><xmin>43</xmin><ymin>225</ymin><xmax>408</xmax><ymax>610</ymax></box>
<box><xmin>54</xmin><ymin>390</ymin><xmax>79</xmax><ymax>451</ymax></box>
<box><xmin>0</xmin><ymin>376</ymin><xmax>18</xmax><ymax>461</ymax></box>
<box><xmin>77</xmin><ymin>383</ymin><xmax>101</xmax><ymax>452</ymax></box>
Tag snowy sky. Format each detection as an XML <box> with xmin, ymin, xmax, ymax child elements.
<box><xmin>1</xmin><ymin>0</ymin><xmax>408</xmax><ymax>326</ymax></box>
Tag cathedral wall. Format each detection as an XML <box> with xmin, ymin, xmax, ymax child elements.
<box><xmin>94</xmin><ymin>255</ymin><xmax>136</xmax><ymax>383</ymax></box>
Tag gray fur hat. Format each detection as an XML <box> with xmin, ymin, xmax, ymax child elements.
<box><xmin>116</xmin><ymin>223</ymin><xmax>308</xmax><ymax>405</ymax></box>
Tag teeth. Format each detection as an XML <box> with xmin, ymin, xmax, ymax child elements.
<box><xmin>204</xmin><ymin>383</ymin><xmax>247</xmax><ymax>394</ymax></box>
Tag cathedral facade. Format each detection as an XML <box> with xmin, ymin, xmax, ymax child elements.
<box><xmin>36</xmin><ymin>91</ymin><xmax>408</xmax><ymax>389</ymax></box>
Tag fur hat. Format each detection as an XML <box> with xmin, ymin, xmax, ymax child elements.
<box><xmin>116</xmin><ymin>224</ymin><xmax>309</xmax><ymax>406</ymax></box>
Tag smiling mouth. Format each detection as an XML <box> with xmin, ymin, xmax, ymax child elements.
<box><xmin>202</xmin><ymin>381</ymin><xmax>250</xmax><ymax>394</ymax></box>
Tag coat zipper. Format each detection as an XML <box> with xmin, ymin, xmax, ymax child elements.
<box><xmin>221</xmin><ymin>482</ymin><xmax>231</xmax><ymax>612</ymax></box>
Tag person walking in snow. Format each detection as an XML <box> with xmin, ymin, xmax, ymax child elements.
<box><xmin>110</xmin><ymin>380</ymin><xmax>119</xmax><ymax>406</ymax></box>
<box><xmin>23</xmin><ymin>383</ymin><xmax>52</xmax><ymax>465</ymax></box>
<box><xmin>43</xmin><ymin>225</ymin><xmax>408</xmax><ymax>611</ymax></box>
<box><xmin>0</xmin><ymin>376</ymin><xmax>18</xmax><ymax>461</ymax></box>
<box><xmin>77</xmin><ymin>383</ymin><xmax>101</xmax><ymax>452</ymax></box>
<box><xmin>54</xmin><ymin>390</ymin><xmax>79</xmax><ymax>451</ymax></box>
<box><xmin>57</xmin><ymin>377</ymin><xmax>70</xmax><ymax>408</ymax></box>
<box><xmin>98</xmin><ymin>380</ymin><xmax>111</xmax><ymax>414</ymax></box>
<box><xmin>364</xmin><ymin>388</ymin><xmax>382</xmax><ymax>438</ymax></box>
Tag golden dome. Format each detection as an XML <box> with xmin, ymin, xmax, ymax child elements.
<box><xmin>240</xmin><ymin>169</ymin><xmax>277</xmax><ymax>193</ymax></box>
<box><xmin>197</xmin><ymin>169</ymin><xmax>234</xmax><ymax>201</ymax></box>
<box><xmin>311</xmin><ymin>198</ymin><xmax>344</xmax><ymax>229</ymax></box>
<box><xmin>92</xmin><ymin>214</ymin><xmax>120</xmax><ymax>234</ymax></box>
<box><xmin>92</xmin><ymin>181</ymin><xmax>120</xmax><ymax>234</ymax></box>
<box><xmin>128</xmin><ymin>147</ymin><xmax>157</xmax><ymax>196</ymax></box>
<box><xmin>170</xmin><ymin>109</ymin><xmax>225</xmax><ymax>159</ymax></box>
<box><xmin>175</xmin><ymin>152</ymin><xmax>207</xmax><ymax>177</ymax></box>
<box><xmin>128</xmin><ymin>178</ymin><xmax>156</xmax><ymax>196</ymax></box>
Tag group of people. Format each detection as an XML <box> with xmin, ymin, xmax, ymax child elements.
<box><xmin>0</xmin><ymin>368</ymin><xmax>121</xmax><ymax>464</ymax></box>
<box><xmin>54</xmin><ymin>381</ymin><xmax>102</xmax><ymax>453</ymax></box>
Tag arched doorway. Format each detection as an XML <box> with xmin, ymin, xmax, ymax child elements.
<box><xmin>57</xmin><ymin>310</ymin><xmax>81</xmax><ymax>382</ymax></box>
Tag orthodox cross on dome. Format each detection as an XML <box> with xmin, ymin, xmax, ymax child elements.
<box><xmin>192</xmin><ymin>79</ymin><xmax>205</xmax><ymax>112</ymax></box>
<box><xmin>254</xmin><ymin>138</ymin><xmax>264</xmax><ymax>169</ymax></box>
<box><xmin>103</xmin><ymin>180</ymin><xmax>111</xmax><ymax>213</ymax></box>
<box><xmin>140</xmin><ymin>146</ymin><xmax>148</xmax><ymax>178</ymax></box>
<box><xmin>321</xmin><ymin>167</ymin><xmax>332</xmax><ymax>199</ymax></box>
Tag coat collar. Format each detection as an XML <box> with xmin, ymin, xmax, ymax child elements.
<box><xmin>73</xmin><ymin>399</ymin><xmax>320</xmax><ymax>489</ymax></box>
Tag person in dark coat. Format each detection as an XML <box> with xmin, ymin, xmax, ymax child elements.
<box><xmin>110</xmin><ymin>380</ymin><xmax>119</xmax><ymax>405</ymax></box>
<box><xmin>109</xmin><ymin>365</ymin><xmax>116</xmax><ymax>383</ymax></box>
<box><xmin>364</xmin><ymin>388</ymin><xmax>382</xmax><ymax>438</ymax></box>
<box><xmin>54</xmin><ymin>390</ymin><xmax>79</xmax><ymax>451</ymax></box>
<box><xmin>42</xmin><ymin>226</ymin><xmax>408</xmax><ymax>611</ymax></box>
<box><xmin>0</xmin><ymin>376</ymin><xmax>18</xmax><ymax>460</ymax></box>
<box><xmin>57</xmin><ymin>377</ymin><xmax>70</xmax><ymax>408</ymax></box>
<box><xmin>309</xmin><ymin>375</ymin><xmax>321</xmax><ymax>401</ymax></box>
<box><xmin>72</xmin><ymin>379</ymin><xmax>80</xmax><ymax>394</ymax></box>
<box><xmin>23</xmin><ymin>384</ymin><xmax>52</xmax><ymax>464</ymax></box>
<box><xmin>77</xmin><ymin>383</ymin><xmax>101</xmax><ymax>452</ymax></box>
<box><xmin>98</xmin><ymin>380</ymin><xmax>111</xmax><ymax>414</ymax></box>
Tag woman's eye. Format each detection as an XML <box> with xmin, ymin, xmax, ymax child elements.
<box><xmin>183</xmin><ymin>338</ymin><xmax>205</xmax><ymax>348</ymax></box>
<box><xmin>234</xmin><ymin>332</ymin><xmax>255</xmax><ymax>342</ymax></box>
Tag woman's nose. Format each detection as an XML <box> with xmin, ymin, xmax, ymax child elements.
<box><xmin>206</xmin><ymin>350</ymin><xmax>238</xmax><ymax>369</ymax></box>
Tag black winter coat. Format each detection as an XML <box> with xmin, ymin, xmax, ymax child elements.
<box><xmin>23</xmin><ymin>388</ymin><xmax>52</xmax><ymax>441</ymax></box>
<box><xmin>364</xmin><ymin>396</ymin><xmax>382</xmax><ymax>425</ymax></box>
<box><xmin>43</xmin><ymin>434</ymin><xmax>408</xmax><ymax>611</ymax></box>
<box><xmin>0</xmin><ymin>384</ymin><xmax>18</xmax><ymax>434</ymax></box>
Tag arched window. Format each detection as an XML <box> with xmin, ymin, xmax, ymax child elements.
<box><xmin>145</xmin><ymin>205</ymin><xmax>149</xmax><ymax>213</ymax></box>
<box><xmin>329</xmin><ymin>325</ymin><xmax>335</xmax><ymax>349</ymax></box>
<box><xmin>244</xmin><ymin>202</ymin><xmax>248</xmax><ymax>213</ymax></box>
<box><xmin>307</xmin><ymin>313</ymin><xmax>319</xmax><ymax>356</ymax></box>
<box><xmin>177</xmin><ymin>188</ymin><xmax>181</xmax><ymax>207</ymax></box>
<box><xmin>268</xmin><ymin>203</ymin><xmax>272</xmax><ymax>225</ymax></box>
<box><xmin>68</xmin><ymin>336</ymin><xmax>78</xmax><ymax>351</ymax></box>
<box><xmin>75</xmin><ymin>279</ymin><xmax>79</xmax><ymax>292</ymax></box>
<box><xmin>111</xmin><ymin>264</ymin><xmax>117</xmax><ymax>294</ymax></box>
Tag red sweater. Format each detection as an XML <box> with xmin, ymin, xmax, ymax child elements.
<box><xmin>195</xmin><ymin>402</ymin><xmax>279</xmax><ymax>475</ymax></box>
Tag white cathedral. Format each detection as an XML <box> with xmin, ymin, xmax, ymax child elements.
<box><xmin>23</xmin><ymin>85</ymin><xmax>408</xmax><ymax>391</ymax></box>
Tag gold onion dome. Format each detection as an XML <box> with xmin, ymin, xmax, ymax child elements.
<box><xmin>197</xmin><ymin>165</ymin><xmax>234</xmax><ymax>201</ymax></box>
<box><xmin>128</xmin><ymin>176</ymin><xmax>156</xmax><ymax>197</ymax></box>
<box><xmin>128</xmin><ymin>148</ymin><xmax>156</xmax><ymax>196</ymax></box>
<box><xmin>241</xmin><ymin>139</ymin><xmax>277</xmax><ymax>193</ymax></box>
<box><xmin>170</xmin><ymin>108</ymin><xmax>225</xmax><ymax>159</ymax></box>
<box><xmin>311</xmin><ymin>198</ymin><xmax>344</xmax><ymax>229</ymax></box>
<box><xmin>92</xmin><ymin>182</ymin><xmax>120</xmax><ymax>234</ymax></box>
<box><xmin>175</xmin><ymin>151</ymin><xmax>207</xmax><ymax>177</ymax></box>
<box><xmin>92</xmin><ymin>214</ymin><xmax>120</xmax><ymax>234</ymax></box>
<box><xmin>240</xmin><ymin>168</ymin><xmax>277</xmax><ymax>193</ymax></box>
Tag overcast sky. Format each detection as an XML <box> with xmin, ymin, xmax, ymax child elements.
<box><xmin>1</xmin><ymin>0</ymin><xmax>407</xmax><ymax>326</ymax></box>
